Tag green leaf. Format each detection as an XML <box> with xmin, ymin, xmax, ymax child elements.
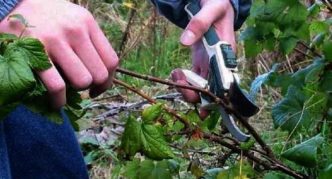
<box><xmin>311</xmin><ymin>33</ymin><xmax>326</xmax><ymax>48</ymax></box>
<box><xmin>281</xmin><ymin>135</ymin><xmax>324</xmax><ymax>167</ymax></box>
<box><xmin>142</xmin><ymin>103</ymin><xmax>163</xmax><ymax>124</ymax></box>
<box><xmin>121</xmin><ymin>116</ymin><xmax>142</xmax><ymax>156</ymax></box>
<box><xmin>279</xmin><ymin>37</ymin><xmax>298</xmax><ymax>54</ymax></box>
<box><xmin>203</xmin><ymin>168</ymin><xmax>224</xmax><ymax>179</ymax></box>
<box><xmin>24</xmin><ymin>94</ymin><xmax>63</xmax><ymax>124</ymax></box>
<box><xmin>0</xmin><ymin>33</ymin><xmax>17</xmax><ymax>42</ymax></box>
<box><xmin>308</xmin><ymin>3</ymin><xmax>321</xmax><ymax>17</ymax></box>
<box><xmin>189</xmin><ymin>159</ymin><xmax>204</xmax><ymax>178</ymax></box>
<box><xmin>121</xmin><ymin>117</ymin><xmax>174</xmax><ymax>160</ymax></box>
<box><xmin>323</xmin><ymin>41</ymin><xmax>332</xmax><ymax>61</ymax></box>
<box><xmin>319</xmin><ymin>164</ymin><xmax>332</xmax><ymax>179</ymax></box>
<box><xmin>263</xmin><ymin>172</ymin><xmax>293</xmax><ymax>179</ymax></box>
<box><xmin>202</xmin><ymin>110</ymin><xmax>220</xmax><ymax>131</ymax></box>
<box><xmin>123</xmin><ymin>159</ymin><xmax>176</xmax><ymax>179</ymax></box>
<box><xmin>139</xmin><ymin>160</ymin><xmax>173</xmax><ymax>179</ymax></box>
<box><xmin>320</xmin><ymin>71</ymin><xmax>332</xmax><ymax>92</ymax></box>
<box><xmin>272</xmin><ymin>86</ymin><xmax>327</xmax><ymax>135</ymax></box>
<box><xmin>123</xmin><ymin>159</ymin><xmax>141</xmax><ymax>179</ymax></box>
<box><xmin>250</xmin><ymin>64</ymin><xmax>279</xmax><ymax>100</ymax></box>
<box><xmin>13</xmin><ymin>38</ymin><xmax>52</xmax><ymax>71</ymax></box>
<box><xmin>64</xmin><ymin>88</ymin><xmax>85</xmax><ymax>130</ymax></box>
<box><xmin>239</xmin><ymin>27</ymin><xmax>256</xmax><ymax>41</ymax></box>
<box><xmin>290</xmin><ymin>60</ymin><xmax>325</xmax><ymax>89</ymax></box>
<box><xmin>64</xmin><ymin>105</ymin><xmax>85</xmax><ymax>131</ymax></box>
<box><xmin>240</xmin><ymin>139</ymin><xmax>256</xmax><ymax>151</ymax></box>
<box><xmin>216</xmin><ymin>161</ymin><xmax>255</xmax><ymax>179</ymax></box>
<box><xmin>79</xmin><ymin>136</ymin><xmax>100</xmax><ymax>146</ymax></box>
<box><xmin>309</xmin><ymin>21</ymin><xmax>329</xmax><ymax>36</ymax></box>
<box><xmin>166</xmin><ymin>159</ymin><xmax>180</xmax><ymax>175</ymax></box>
<box><xmin>0</xmin><ymin>46</ymin><xmax>36</xmax><ymax>105</ymax></box>
<box><xmin>66</xmin><ymin>88</ymin><xmax>83</xmax><ymax>109</ymax></box>
<box><xmin>244</xmin><ymin>40</ymin><xmax>262</xmax><ymax>57</ymax></box>
<box><xmin>141</xmin><ymin>124</ymin><xmax>174</xmax><ymax>160</ymax></box>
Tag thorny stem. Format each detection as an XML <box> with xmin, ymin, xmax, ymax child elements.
<box><xmin>113</xmin><ymin>78</ymin><xmax>190</xmax><ymax>129</ymax></box>
<box><xmin>114</xmin><ymin>69</ymin><xmax>307</xmax><ymax>179</ymax></box>
<box><xmin>116</xmin><ymin>68</ymin><xmax>222</xmax><ymax>104</ymax></box>
<box><xmin>294</xmin><ymin>48</ymin><xmax>315</xmax><ymax>59</ymax></box>
<box><xmin>204</xmin><ymin>133</ymin><xmax>307</xmax><ymax>179</ymax></box>
<box><xmin>116</xmin><ymin>67</ymin><xmax>274</xmax><ymax>157</ymax></box>
<box><xmin>298</xmin><ymin>41</ymin><xmax>322</xmax><ymax>58</ymax></box>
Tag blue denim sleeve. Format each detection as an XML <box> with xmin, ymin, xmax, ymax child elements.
<box><xmin>0</xmin><ymin>0</ymin><xmax>21</xmax><ymax>21</ymax></box>
<box><xmin>151</xmin><ymin>0</ymin><xmax>251</xmax><ymax>30</ymax></box>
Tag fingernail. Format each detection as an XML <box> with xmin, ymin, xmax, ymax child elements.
<box><xmin>180</xmin><ymin>30</ymin><xmax>196</xmax><ymax>45</ymax></box>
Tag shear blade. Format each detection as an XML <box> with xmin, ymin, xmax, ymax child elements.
<box><xmin>219</xmin><ymin>106</ymin><xmax>250</xmax><ymax>142</ymax></box>
<box><xmin>229</xmin><ymin>81</ymin><xmax>259</xmax><ymax>118</ymax></box>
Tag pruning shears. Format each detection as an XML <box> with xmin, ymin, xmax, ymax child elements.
<box><xmin>182</xmin><ymin>1</ymin><xmax>259</xmax><ymax>142</ymax></box>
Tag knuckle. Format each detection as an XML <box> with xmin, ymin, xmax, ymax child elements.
<box><xmin>41</xmin><ymin>33</ymin><xmax>62</xmax><ymax>46</ymax></box>
<box><xmin>106</xmin><ymin>56</ymin><xmax>119</xmax><ymax>72</ymax></box>
<box><xmin>93</xmin><ymin>68</ymin><xmax>109</xmax><ymax>85</ymax></box>
<box><xmin>190</xmin><ymin>17</ymin><xmax>209</xmax><ymax>32</ymax></box>
<box><xmin>83</xmin><ymin>11</ymin><xmax>96</xmax><ymax>25</ymax></box>
<box><xmin>72</xmin><ymin>74</ymin><xmax>93</xmax><ymax>89</ymax></box>
<box><xmin>48</xmin><ymin>80</ymin><xmax>66</xmax><ymax>95</ymax></box>
<box><xmin>63</xmin><ymin>25</ymin><xmax>84</xmax><ymax>36</ymax></box>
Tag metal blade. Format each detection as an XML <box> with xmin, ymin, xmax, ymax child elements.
<box><xmin>219</xmin><ymin>106</ymin><xmax>250</xmax><ymax>142</ymax></box>
<box><xmin>229</xmin><ymin>81</ymin><xmax>259</xmax><ymax>118</ymax></box>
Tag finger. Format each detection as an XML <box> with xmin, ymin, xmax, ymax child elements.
<box><xmin>37</xmin><ymin>66</ymin><xmax>66</xmax><ymax>109</ymax></box>
<box><xmin>213</xmin><ymin>12</ymin><xmax>236</xmax><ymax>52</ymax></box>
<box><xmin>71</xmin><ymin>33</ymin><xmax>110</xmax><ymax>97</ymax></box>
<box><xmin>88</xmin><ymin>20</ymin><xmax>119</xmax><ymax>97</ymax></box>
<box><xmin>180</xmin><ymin>0</ymin><xmax>228</xmax><ymax>46</ymax></box>
<box><xmin>88</xmin><ymin>20</ymin><xmax>119</xmax><ymax>73</ymax></box>
<box><xmin>171</xmin><ymin>69</ymin><xmax>200</xmax><ymax>103</ymax></box>
<box><xmin>47</xmin><ymin>40</ymin><xmax>93</xmax><ymax>90</ymax></box>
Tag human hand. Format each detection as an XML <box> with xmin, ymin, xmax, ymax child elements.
<box><xmin>0</xmin><ymin>0</ymin><xmax>119</xmax><ymax>108</ymax></box>
<box><xmin>171</xmin><ymin>0</ymin><xmax>236</xmax><ymax>118</ymax></box>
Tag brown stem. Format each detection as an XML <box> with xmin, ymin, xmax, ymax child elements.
<box><xmin>294</xmin><ymin>48</ymin><xmax>314</xmax><ymax>59</ymax></box>
<box><xmin>114</xmin><ymin>69</ymin><xmax>305</xmax><ymax>179</ymax></box>
<box><xmin>204</xmin><ymin>133</ymin><xmax>307</xmax><ymax>179</ymax></box>
<box><xmin>118</xmin><ymin>9</ymin><xmax>136</xmax><ymax>57</ymax></box>
<box><xmin>116</xmin><ymin>67</ymin><xmax>275</xmax><ymax>158</ymax></box>
<box><xmin>298</xmin><ymin>41</ymin><xmax>322</xmax><ymax>58</ymax></box>
<box><xmin>116</xmin><ymin>68</ymin><xmax>221</xmax><ymax>103</ymax></box>
<box><xmin>113</xmin><ymin>78</ymin><xmax>190</xmax><ymax>129</ymax></box>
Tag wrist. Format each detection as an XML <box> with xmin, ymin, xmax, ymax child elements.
<box><xmin>0</xmin><ymin>0</ymin><xmax>22</xmax><ymax>21</ymax></box>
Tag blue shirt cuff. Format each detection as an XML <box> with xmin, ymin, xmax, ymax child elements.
<box><xmin>0</xmin><ymin>0</ymin><xmax>21</xmax><ymax>21</ymax></box>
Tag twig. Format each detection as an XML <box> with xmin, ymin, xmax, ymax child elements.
<box><xmin>114</xmin><ymin>69</ymin><xmax>305</xmax><ymax>178</ymax></box>
<box><xmin>219</xmin><ymin>149</ymin><xmax>235</xmax><ymax>166</ymax></box>
<box><xmin>118</xmin><ymin>9</ymin><xmax>136</xmax><ymax>57</ymax></box>
<box><xmin>298</xmin><ymin>41</ymin><xmax>322</xmax><ymax>58</ymax></box>
<box><xmin>116</xmin><ymin>67</ymin><xmax>275</xmax><ymax>158</ymax></box>
<box><xmin>204</xmin><ymin>133</ymin><xmax>307</xmax><ymax>179</ymax></box>
<box><xmin>294</xmin><ymin>48</ymin><xmax>315</xmax><ymax>59</ymax></box>
<box><xmin>116</xmin><ymin>68</ymin><xmax>221</xmax><ymax>104</ymax></box>
<box><xmin>113</xmin><ymin>78</ymin><xmax>190</xmax><ymax>129</ymax></box>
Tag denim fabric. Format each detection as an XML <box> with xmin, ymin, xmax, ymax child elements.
<box><xmin>0</xmin><ymin>105</ymin><xmax>88</xmax><ymax>179</ymax></box>
<box><xmin>0</xmin><ymin>0</ymin><xmax>21</xmax><ymax>20</ymax></box>
<box><xmin>0</xmin><ymin>122</ymin><xmax>11</xmax><ymax>179</ymax></box>
<box><xmin>151</xmin><ymin>0</ymin><xmax>252</xmax><ymax>30</ymax></box>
